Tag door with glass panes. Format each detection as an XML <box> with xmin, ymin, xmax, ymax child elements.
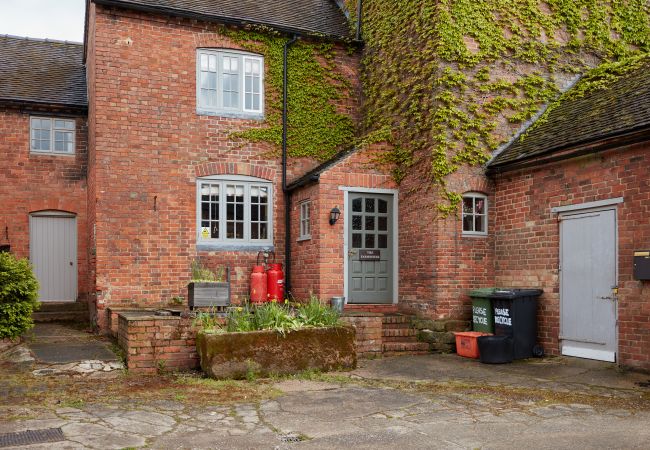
<box><xmin>347</xmin><ymin>193</ymin><xmax>393</xmax><ymax>303</ymax></box>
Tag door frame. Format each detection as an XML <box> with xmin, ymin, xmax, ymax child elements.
<box><xmin>339</xmin><ymin>187</ymin><xmax>399</xmax><ymax>305</ymax></box>
<box><xmin>29</xmin><ymin>210</ymin><xmax>78</xmax><ymax>302</ymax></box>
<box><xmin>555</xmin><ymin>198</ymin><xmax>622</xmax><ymax>362</ymax></box>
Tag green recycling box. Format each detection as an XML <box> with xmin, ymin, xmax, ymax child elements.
<box><xmin>469</xmin><ymin>288</ymin><xmax>496</xmax><ymax>333</ymax></box>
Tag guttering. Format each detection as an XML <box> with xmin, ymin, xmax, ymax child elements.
<box><xmin>282</xmin><ymin>35</ymin><xmax>298</xmax><ymax>297</ymax></box>
<box><xmin>355</xmin><ymin>0</ymin><xmax>363</xmax><ymax>41</ymax></box>
<box><xmin>91</xmin><ymin>0</ymin><xmax>362</xmax><ymax>45</ymax></box>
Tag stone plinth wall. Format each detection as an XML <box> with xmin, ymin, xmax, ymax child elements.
<box><xmin>197</xmin><ymin>326</ymin><xmax>356</xmax><ymax>379</ymax></box>
<box><xmin>117</xmin><ymin>312</ymin><xmax>204</xmax><ymax>374</ymax></box>
<box><xmin>341</xmin><ymin>313</ymin><xmax>383</xmax><ymax>357</ymax></box>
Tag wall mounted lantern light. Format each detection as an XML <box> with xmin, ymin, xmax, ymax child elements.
<box><xmin>329</xmin><ymin>206</ymin><xmax>341</xmax><ymax>225</ymax></box>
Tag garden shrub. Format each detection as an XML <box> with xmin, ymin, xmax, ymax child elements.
<box><xmin>0</xmin><ymin>252</ymin><xmax>40</xmax><ymax>339</ymax></box>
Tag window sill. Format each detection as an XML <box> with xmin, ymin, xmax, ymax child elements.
<box><xmin>30</xmin><ymin>151</ymin><xmax>75</xmax><ymax>157</ymax></box>
<box><xmin>197</xmin><ymin>243</ymin><xmax>274</xmax><ymax>252</ymax></box>
<box><xmin>297</xmin><ymin>236</ymin><xmax>311</xmax><ymax>242</ymax></box>
<box><xmin>461</xmin><ymin>232</ymin><xmax>488</xmax><ymax>238</ymax></box>
<box><xmin>196</xmin><ymin>108</ymin><xmax>265</xmax><ymax>121</ymax></box>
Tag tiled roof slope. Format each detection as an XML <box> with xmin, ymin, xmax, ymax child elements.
<box><xmin>0</xmin><ymin>35</ymin><xmax>87</xmax><ymax>107</ymax></box>
<box><xmin>96</xmin><ymin>0</ymin><xmax>352</xmax><ymax>39</ymax></box>
<box><xmin>489</xmin><ymin>59</ymin><xmax>650</xmax><ymax>169</ymax></box>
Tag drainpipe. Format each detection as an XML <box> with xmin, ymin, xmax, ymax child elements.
<box><xmin>355</xmin><ymin>0</ymin><xmax>363</xmax><ymax>41</ymax></box>
<box><xmin>282</xmin><ymin>35</ymin><xmax>298</xmax><ymax>298</ymax></box>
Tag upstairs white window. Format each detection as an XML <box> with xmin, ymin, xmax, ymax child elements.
<box><xmin>30</xmin><ymin>117</ymin><xmax>75</xmax><ymax>154</ymax></box>
<box><xmin>197</xmin><ymin>49</ymin><xmax>264</xmax><ymax>117</ymax></box>
<box><xmin>299</xmin><ymin>201</ymin><xmax>311</xmax><ymax>240</ymax></box>
<box><xmin>462</xmin><ymin>193</ymin><xmax>488</xmax><ymax>236</ymax></box>
<box><xmin>197</xmin><ymin>176</ymin><xmax>273</xmax><ymax>247</ymax></box>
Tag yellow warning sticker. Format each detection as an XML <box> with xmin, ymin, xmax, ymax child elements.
<box><xmin>201</xmin><ymin>227</ymin><xmax>210</xmax><ymax>239</ymax></box>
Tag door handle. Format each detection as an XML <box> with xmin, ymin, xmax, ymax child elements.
<box><xmin>348</xmin><ymin>249</ymin><xmax>357</xmax><ymax>257</ymax></box>
<box><xmin>69</xmin><ymin>261</ymin><xmax>74</xmax><ymax>266</ymax></box>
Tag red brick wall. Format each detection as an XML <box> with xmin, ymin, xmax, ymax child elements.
<box><xmin>0</xmin><ymin>107</ymin><xmax>90</xmax><ymax>302</ymax></box>
<box><xmin>397</xmin><ymin>163</ymin><xmax>496</xmax><ymax>320</ymax></box>
<box><xmin>493</xmin><ymin>141</ymin><xmax>650</xmax><ymax>370</ymax></box>
<box><xmin>290</xmin><ymin>145</ymin><xmax>396</xmax><ymax>302</ymax></box>
<box><xmin>89</xmin><ymin>6</ymin><xmax>360</xmax><ymax>328</ymax></box>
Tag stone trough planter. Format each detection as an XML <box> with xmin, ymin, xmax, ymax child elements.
<box><xmin>196</xmin><ymin>326</ymin><xmax>356</xmax><ymax>379</ymax></box>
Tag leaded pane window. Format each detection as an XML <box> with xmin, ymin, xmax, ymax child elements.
<box><xmin>30</xmin><ymin>117</ymin><xmax>75</xmax><ymax>154</ymax></box>
<box><xmin>197</xmin><ymin>177</ymin><xmax>272</xmax><ymax>246</ymax></box>
<box><xmin>462</xmin><ymin>193</ymin><xmax>488</xmax><ymax>235</ymax></box>
<box><xmin>197</xmin><ymin>49</ymin><xmax>263</xmax><ymax>116</ymax></box>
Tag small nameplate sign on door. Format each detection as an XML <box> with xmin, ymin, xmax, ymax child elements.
<box><xmin>359</xmin><ymin>250</ymin><xmax>380</xmax><ymax>261</ymax></box>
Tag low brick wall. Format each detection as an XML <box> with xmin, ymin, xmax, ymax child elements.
<box><xmin>117</xmin><ymin>312</ymin><xmax>201</xmax><ymax>374</ymax></box>
<box><xmin>341</xmin><ymin>313</ymin><xmax>383</xmax><ymax>357</ymax></box>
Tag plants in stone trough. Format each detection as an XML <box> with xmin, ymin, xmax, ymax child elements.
<box><xmin>201</xmin><ymin>297</ymin><xmax>342</xmax><ymax>335</ymax></box>
<box><xmin>0</xmin><ymin>252</ymin><xmax>40</xmax><ymax>339</ymax></box>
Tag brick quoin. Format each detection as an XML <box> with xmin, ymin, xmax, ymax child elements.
<box><xmin>0</xmin><ymin>107</ymin><xmax>90</xmax><ymax>303</ymax></box>
<box><xmin>493</xmin><ymin>142</ymin><xmax>650</xmax><ymax>371</ymax></box>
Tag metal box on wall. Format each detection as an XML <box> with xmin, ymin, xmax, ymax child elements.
<box><xmin>633</xmin><ymin>251</ymin><xmax>650</xmax><ymax>280</ymax></box>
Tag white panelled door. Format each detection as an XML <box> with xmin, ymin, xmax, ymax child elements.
<box><xmin>560</xmin><ymin>208</ymin><xmax>617</xmax><ymax>362</ymax></box>
<box><xmin>30</xmin><ymin>212</ymin><xmax>77</xmax><ymax>302</ymax></box>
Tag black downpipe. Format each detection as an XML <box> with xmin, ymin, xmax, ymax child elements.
<box><xmin>356</xmin><ymin>0</ymin><xmax>363</xmax><ymax>41</ymax></box>
<box><xmin>282</xmin><ymin>35</ymin><xmax>298</xmax><ymax>298</ymax></box>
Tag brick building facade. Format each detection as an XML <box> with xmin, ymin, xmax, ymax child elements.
<box><xmin>1</xmin><ymin>0</ymin><xmax>648</xmax><ymax>370</ymax></box>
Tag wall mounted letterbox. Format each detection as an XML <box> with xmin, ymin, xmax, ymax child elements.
<box><xmin>633</xmin><ymin>251</ymin><xmax>650</xmax><ymax>280</ymax></box>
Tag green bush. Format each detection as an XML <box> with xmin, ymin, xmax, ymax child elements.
<box><xmin>0</xmin><ymin>253</ymin><xmax>40</xmax><ymax>339</ymax></box>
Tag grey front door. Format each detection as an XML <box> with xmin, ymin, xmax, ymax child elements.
<box><xmin>347</xmin><ymin>193</ymin><xmax>393</xmax><ymax>304</ymax></box>
<box><xmin>560</xmin><ymin>208</ymin><xmax>617</xmax><ymax>362</ymax></box>
<box><xmin>30</xmin><ymin>213</ymin><xmax>77</xmax><ymax>302</ymax></box>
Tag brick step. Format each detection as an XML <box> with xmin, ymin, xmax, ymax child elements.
<box><xmin>37</xmin><ymin>302</ymin><xmax>88</xmax><ymax>313</ymax></box>
<box><xmin>382</xmin><ymin>328</ymin><xmax>417</xmax><ymax>338</ymax></box>
<box><xmin>382</xmin><ymin>350</ymin><xmax>431</xmax><ymax>357</ymax></box>
<box><xmin>382</xmin><ymin>335</ymin><xmax>419</xmax><ymax>343</ymax></box>
<box><xmin>32</xmin><ymin>311</ymin><xmax>88</xmax><ymax>323</ymax></box>
<box><xmin>382</xmin><ymin>341</ymin><xmax>429</xmax><ymax>353</ymax></box>
<box><xmin>381</xmin><ymin>315</ymin><xmax>413</xmax><ymax>325</ymax></box>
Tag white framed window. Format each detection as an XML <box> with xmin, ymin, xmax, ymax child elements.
<box><xmin>197</xmin><ymin>49</ymin><xmax>264</xmax><ymax>117</ymax></box>
<box><xmin>197</xmin><ymin>175</ymin><xmax>273</xmax><ymax>246</ymax></box>
<box><xmin>299</xmin><ymin>201</ymin><xmax>311</xmax><ymax>240</ymax></box>
<box><xmin>30</xmin><ymin>117</ymin><xmax>75</xmax><ymax>154</ymax></box>
<box><xmin>462</xmin><ymin>193</ymin><xmax>488</xmax><ymax>236</ymax></box>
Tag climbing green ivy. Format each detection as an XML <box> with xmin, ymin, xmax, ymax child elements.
<box><xmin>222</xmin><ymin>26</ymin><xmax>356</xmax><ymax>161</ymax></box>
<box><xmin>361</xmin><ymin>0</ymin><xmax>650</xmax><ymax>215</ymax></box>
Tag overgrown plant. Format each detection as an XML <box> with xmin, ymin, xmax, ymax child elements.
<box><xmin>201</xmin><ymin>297</ymin><xmax>342</xmax><ymax>335</ymax></box>
<box><xmin>0</xmin><ymin>252</ymin><xmax>40</xmax><ymax>339</ymax></box>
<box><xmin>360</xmin><ymin>0</ymin><xmax>650</xmax><ymax>214</ymax></box>
<box><xmin>190</xmin><ymin>259</ymin><xmax>225</xmax><ymax>283</ymax></box>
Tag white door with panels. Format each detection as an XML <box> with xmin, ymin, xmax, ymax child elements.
<box><xmin>29</xmin><ymin>212</ymin><xmax>77</xmax><ymax>302</ymax></box>
<box><xmin>559</xmin><ymin>208</ymin><xmax>617</xmax><ymax>362</ymax></box>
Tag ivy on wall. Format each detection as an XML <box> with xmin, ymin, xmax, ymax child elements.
<box><xmin>223</xmin><ymin>27</ymin><xmax>356</xmax><ymax>161</ymax></box>
<box><xmin>360</xmin><ymin>0</ymin><xmax>650</xmax><ymax>214</ymax></box>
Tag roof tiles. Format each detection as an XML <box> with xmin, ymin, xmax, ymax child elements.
<box><xmin>0</xmin><ymin>35</ymin><xmax>87</xmax><ymax>107</ymax></box>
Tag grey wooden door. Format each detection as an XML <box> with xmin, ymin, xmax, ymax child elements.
<box><xmin>560</xmin><ymin>208</ymin><xmax>617</xmax><ymax>362</ymax></box>
<box><xmin>347</xmin><ymin>193</ymin><xmax>393</xmax><ymax>304</ymax></box>
<box><xmin>30</xmin><ymin>213</ymin><xmax>77</xmax><ymax>302</ymax></box>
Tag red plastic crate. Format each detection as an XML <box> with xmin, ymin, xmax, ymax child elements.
<box><xmin>454</xmin><ymin>331</ymin><xmax>492</xmax><ymax>359</ymax></box>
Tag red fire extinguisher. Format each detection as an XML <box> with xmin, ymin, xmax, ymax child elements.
<box><xmin>250</xmin><ymin>253</ymin><xmax>268</xmax><ymax>304</ymax></box>
<box><xmin>266</xmin><ymin>252</ymin><xmax>284</xmax><ymax>302</ymax></box>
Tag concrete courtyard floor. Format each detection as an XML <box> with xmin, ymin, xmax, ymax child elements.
<box><xmin>1</xmin><ymin>348</ymin><xmax>650</xmax><ymax>449</ymax></box>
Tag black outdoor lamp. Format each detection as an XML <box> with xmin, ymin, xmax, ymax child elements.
<box><xmin>329</xmin><ymin>206</ymin><xmax>341</xmax><ymax>225</ymax></box>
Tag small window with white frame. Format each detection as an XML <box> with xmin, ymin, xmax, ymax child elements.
<box><xmin>197</xmin><ymin>175</ymin><xmax>272</xmax><ymax>247</ymax></box>
<box><xmin>462</xmin><ymin>193</ymin><xmax>488</xmax><ymax>235</ymax></box>
<box><xmin>30</xmin><ymin>117</ymin><xmax>75</xmax><ymax>154</ymax></box>
<box><xmin>299</xmin><ymin>201</ymin><xmax>311</xmax><ymax>240</ymax></box>
<box><xmin>196</xmin><ymin>49</ymin><xmax>264</xmax><ymax>117</ymax></box>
